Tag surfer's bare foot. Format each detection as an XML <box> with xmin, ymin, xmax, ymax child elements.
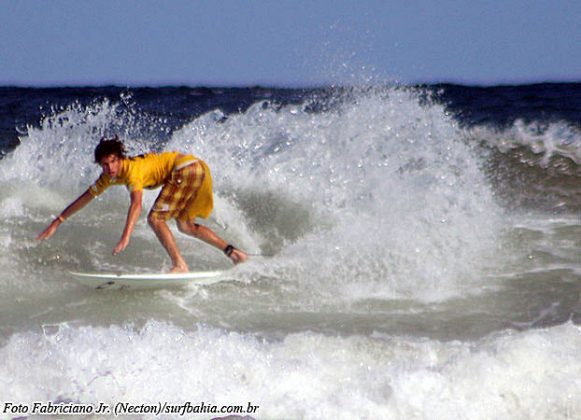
<box><xmin>224</xmin><ymin>245</ymin><xmax>247</xmax><ymax>264</ymax></box>
<box><xmin>169</xmin><ymin>263</ymin><xmax>189</xmax><ymax>273</ymax></box>
<box><xmin>232</xmin><ymin>249</ymin><xmax>248</xmax><ymax>264</ymax></box>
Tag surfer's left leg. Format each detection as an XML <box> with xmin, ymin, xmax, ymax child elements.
<box><xmin>177</xmin><ymin>219</ymin><xmax>248</xmax><ymax>264</ymax></box>
<box><xmin>148</xmin><ymin>215</ymin><xmax>189</xmax><ymax>273</ymax></box>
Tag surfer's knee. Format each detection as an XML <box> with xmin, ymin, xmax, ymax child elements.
<box><xmin>176</xmin><ymin>219</ymin><xmax>188</xmax><ymax>233</ymax></box>
<box><xmin>177</xmin><ymin>220</ymin><xmax>201</xmax><ymax>236</ymax></box>
<box><xmin>147</xmin><ymin>212</ymin><xmax>165</xmax><ymax>229</ymax></box>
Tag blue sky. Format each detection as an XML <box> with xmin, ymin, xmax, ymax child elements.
<box><xmin>1</xmin><ymin>0</ymin><xmax>579</xmax><ymax>86</ymax></box>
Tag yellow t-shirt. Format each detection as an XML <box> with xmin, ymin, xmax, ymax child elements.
<box><xmin>90</xmin><ymin>152</ymin><xmax>200</xmax><ymax>196</ymax></box>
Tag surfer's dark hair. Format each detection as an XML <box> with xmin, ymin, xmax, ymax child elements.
<box><xmin>94</xmin><ymin>135</ymin><xmax>126</xmax><ymax>163</ymax></box>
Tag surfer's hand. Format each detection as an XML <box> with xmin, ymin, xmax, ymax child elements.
<box><xmin>36</xmin><ymin>219</ymin><xmax>60</xmax><ymax>241</ymax></box>
<box><xmin>113</xmin><ymin>237</ymin><xmax>129</xmax><ymax>255</ymax></box>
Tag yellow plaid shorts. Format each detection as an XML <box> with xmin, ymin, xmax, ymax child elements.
<box><xmin>149</xmin><ymin>161</ymin><xmax>212</xmax><ymax>222</ymax></box>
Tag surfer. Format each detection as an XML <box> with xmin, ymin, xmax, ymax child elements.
<box><xmin>37</xmin><ymin>136</ymin><xmax>247</xmax><ymax>272</ymax></box>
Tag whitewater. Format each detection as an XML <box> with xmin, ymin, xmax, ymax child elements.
<box><xmin>0</xmin><ymin>85</ymin><xmax>579</xmax><ymax>419</ymax></box>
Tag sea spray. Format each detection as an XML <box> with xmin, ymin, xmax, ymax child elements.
<box><xmin>169</xmin><ymin>87</ymin><xmax>502</xmax><ymax>301</ymax></box>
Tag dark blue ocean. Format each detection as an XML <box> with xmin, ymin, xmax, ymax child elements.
<box><xmin>0</xmin><ymin>83</ymin><xmax>579</xmax><ymax>419</ymax></box>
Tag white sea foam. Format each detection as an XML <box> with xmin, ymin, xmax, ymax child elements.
<box><xmin>0</xmin><ymin>321</ymin><xmax>579</xmax><ymax>420</ymax></box>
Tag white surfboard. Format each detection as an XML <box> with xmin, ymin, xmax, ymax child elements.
<box><xmin>70</xmin><ymin>270</ymin><xmax>229</xmax><ymax>290</ymax></box>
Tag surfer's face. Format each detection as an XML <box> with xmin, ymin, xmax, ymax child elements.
<box><xmin>99</xmin><ymin>154</ymin><xmax>122</xmax><ymax>178</ymax></box>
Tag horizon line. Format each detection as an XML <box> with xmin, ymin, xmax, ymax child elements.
<box><xmin>1</xmin><ymin>77</ymin><xmax>580</xmax><ymax>90</ymax></box>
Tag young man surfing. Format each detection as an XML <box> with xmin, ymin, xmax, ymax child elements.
<box><xmin>37</xmin><ymin>136</ymin><xmax>247</xmax><ymax>272</ymax></box>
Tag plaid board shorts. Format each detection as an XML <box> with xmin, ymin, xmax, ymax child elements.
<box><xmin>149</xmin><ymin>160</ymin><xmax>208</xmax><ymax>221</ymax></box>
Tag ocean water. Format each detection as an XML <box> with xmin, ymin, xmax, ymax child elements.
<box><xmin>0</xmin><ymin>84</ymin><xmax>579</xmax><ymax>419</ymax></box>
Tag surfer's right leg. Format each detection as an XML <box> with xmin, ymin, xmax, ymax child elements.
<box><xmin>177</xmin><ymin>219</ymin><xmax>248</xmax><ymax>264</ymax></box>
<box><xmin>147</xmin><ymin>214</ymin><xmax>189</xmax><ymax>273</ymax></box>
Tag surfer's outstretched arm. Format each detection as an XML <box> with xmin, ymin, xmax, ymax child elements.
<box><xmin>36</xmin><ymin>188</ymin><xmax>94</xmax><ymax>241</ymax></box>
